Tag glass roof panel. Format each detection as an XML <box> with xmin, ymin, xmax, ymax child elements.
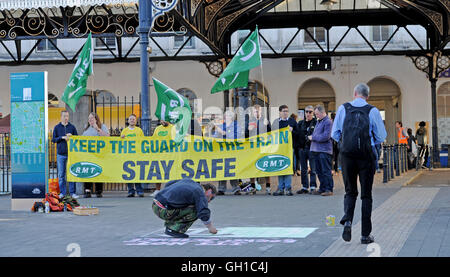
<box><xmin>268</xmin><ymin>0</ymin><xmax>388</xmax><ymax>13</ymax></box>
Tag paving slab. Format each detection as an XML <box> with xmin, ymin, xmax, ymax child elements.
<box><xmin>2</xmin><ymin>169</ymin><xmax>446</xmax><ymax>257</ymax></box>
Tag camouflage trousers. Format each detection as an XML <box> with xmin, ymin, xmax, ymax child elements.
<box><xmin>152</xmin><ymin>202</ymin><xmax>198</xmax><ymax>234</ymax></box>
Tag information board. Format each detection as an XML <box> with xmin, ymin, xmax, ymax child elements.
<box><xmin>10</xmin><ymin>72</ymin><xmax>48</xmax><ymax>200</ymax></box>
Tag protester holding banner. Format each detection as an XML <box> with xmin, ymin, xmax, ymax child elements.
<box><xmin>213</xmin><ymin>110</ymin><xmax>244</xmax><ymax>195</ymax></box>
<box><xmin>290</xmin><ymin>113</ymin><xmax>301</xmax><ymax>176</ymax></box>
<box><xmin>82</xmin><ymin>112</ymin><xmax>109</xmax><ymax>198</ymax></box>
<box><xmin>52</xmin><ymin>110</ymin><xmax>79</xmax><ymax>199</ymax></box>
<box><xmin>247</xmin><ymin>104</ymin><xmax>272</xmax><ymax>195</ymax></box>
<box><xmin>272</xmin><ymin>105</ymin><xmax>297</xmax><ymax>196</ymax></box>
<box><xmin>121</xmin><ymin>114</ymin><xmax>145</xmax><ymax>197</ymax></box>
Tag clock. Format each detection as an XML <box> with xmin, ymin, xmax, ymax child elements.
<box><xmin>292</xmin><ymin>57</ymin><xmax>332</xmax><ymax>71</ymax></box>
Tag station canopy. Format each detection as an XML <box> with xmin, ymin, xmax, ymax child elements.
<box><xmin>0</xmin><ymin>0</ymin><xmax>447</xmax><ymax>63</ymax></box>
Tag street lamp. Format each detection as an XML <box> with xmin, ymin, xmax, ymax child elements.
<box><xmin>320</xmin><ymin>0</ymin><xmax>338</xmax><ymax>11</ymax></box>
<box><xmin>138</xmin><ymin>0</ymin><xmax>179</xmax><ymax>136</ymax></box>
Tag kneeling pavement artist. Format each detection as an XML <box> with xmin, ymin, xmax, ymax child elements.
<box><xmin>152</xmin><ymin>178</ymin><xmax>218</xmax><ymax>238</ymax></box>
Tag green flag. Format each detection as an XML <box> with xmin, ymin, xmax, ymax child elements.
<box><xmin>153</xmin><ymin>78</ymin><xmax>192</xmax><ymax>143</ymax></box>
<box><xmin>211</xmin><ymin>26</ymin><xmax>261</xmax><ymax>93</ymax></box>
<box><xmin>62</xmin><ymin>33</ymin><xmax>93</xmax><ymax>112</ymax></box>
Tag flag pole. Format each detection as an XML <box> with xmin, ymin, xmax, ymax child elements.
<box><xmin>257</xmin><ymin>27</ymin><xmax>267</xmax><ymax>117</ymax></box>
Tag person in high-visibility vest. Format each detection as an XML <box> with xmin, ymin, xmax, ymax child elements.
<box><xmin>396</xmin><ymin>121</ymin><xmax>408</xmax><ymax>144</ymax></box>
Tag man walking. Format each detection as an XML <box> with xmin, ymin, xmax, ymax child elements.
<box><xmin>296</xmin><ymin>105</ymin><xmax>317</xmax><ymax>194</ymax></box>
<box><xmin>272</xmin><ymin>105</ymin><xmax>297</xmax><ymax>196</ymax></box>
<box><xmin>52</xmin><ymin>110</ymin><xmax>78</xmax><ymax>199</ymax></box>
<box><xmin>152</xmin><ymin>178</ymin><xmax>218</xmax><ymax>238</ymax></box>
<box><xmin>310</xmin><ymin>105</ymin><xmax>334</xmax><ymax>196</ymax></box>
<box><xmin>121</xmin><ymin>114</ymin><xmax>145</xmax><ymax>197</ymax></box>
<box><xmin>332</xmin><ymin>83</ymin><xmax>387</xmax><ymax>244</ymax></box>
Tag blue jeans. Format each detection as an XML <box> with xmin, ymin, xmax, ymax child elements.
<box><xmin>312</xmin><ymin>152</ymin><xmax>334</xmax><ymax>192</ymax></box>
<box><xmin>128</xmin><ymin>183</ymin><xmax>143</xmax><ymax>195</ymax></box>
<box><xmin>277</xmin><ymin>175</ymin><xmax>292</xmax><ymax>191</ymax></box>
<box><xmin>57</xmin><ymin>154</ymin><xmax>75</xmax><ymax>195</ymax></box>
<box><xmin>299</xmin><ymin>148</ymin><xmax>317</xmax><ymax>190</ymax></box>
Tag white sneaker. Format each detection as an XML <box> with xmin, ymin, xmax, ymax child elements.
<box><xmin>150</xmin><ymin>190</ymin><xmax>160</xmax><ymax>197</ymax></box>
<box><xmin>71</xmin><ymin>194</ymin><xmax>79</xmax><ymax>199</ymax></box>
<box><xmin>59</xmin><ymin>193</ymin><xmax>64</xmax><ymax>199</ymax></box>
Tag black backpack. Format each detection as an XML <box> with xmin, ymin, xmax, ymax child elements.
<box><xmin>340</xmin><ymin>103</ymin><xmax>374</xmax><ymax>158</ymax></box>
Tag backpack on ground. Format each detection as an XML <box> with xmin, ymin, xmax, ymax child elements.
<box><xmin>340</xmin><ymin>103</ymin><xmax>374</xmax><ymax>158</ymax></box>
<box><xmin>31</xmin><ymin>201</ymin><xmax>45</xmax><ymax>212</ymax></box>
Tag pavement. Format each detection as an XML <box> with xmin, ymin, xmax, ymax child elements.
<box><xmin>0</xmin><ymin>168</ymin><xmax>449</xmax><ymax>257</ymax></box>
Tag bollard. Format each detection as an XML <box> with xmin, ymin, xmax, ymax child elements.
<box><xmin>395</xmin><ymin>144</ymin><xmax>400</xmax><ymax>176</ymax></box>
<box><xmin>387</xmin><ymin>145</ymin><xmax>391</xmax><ymax>181</ymax></box>
<box><xmin>404</xmin><ymin>144</ymin><xmax>408</xmax><ymax>172</ymax></box>
<box><xmin>404</xmin><ymin>144</ymin><xmax>407</xmax><ymax>172</ymax></box>
<box><xmin>383</xmin><ymin>145</ymin><xmax>388</xmax><ymax>183</ymax></box>
<box><xmin>400</xmin><ymin>144</ymin><xmax>405</xmax><ymax>174</ymax></box>
<box><xmin>390</xmin><ymin>145</ymin><xmax>395</xmax><ymax>179</ymax></box>
<box><xmin>429</xmin><ymin>146</ymin><xmax>433</xmax><ymax>171</ymax></box>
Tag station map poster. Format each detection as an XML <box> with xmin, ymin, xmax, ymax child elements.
<box><xmin>10</xmin><ymin>72</ymin><xmax>48</xmax><ymax>199</ymax></box>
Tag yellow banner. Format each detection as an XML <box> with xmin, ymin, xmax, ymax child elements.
<box><xmin>67</xmin><ymin>128</ymin><xmax>293</xmax><ymax>183</ymax></box>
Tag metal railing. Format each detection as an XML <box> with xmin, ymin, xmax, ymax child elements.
<box><xmin>94</xmin><ymin>95</ymin><xmax>143</xmax><ymax>137</ymax></box>
<box><xmin>0</xmin><ymin>133</ymin><xmax>11</xmax><ymax>194</ymax></box>
<box><xmin>382</xmin><ymin>143</ymin><xmax>436</xmax><ymax>184</ymax></box>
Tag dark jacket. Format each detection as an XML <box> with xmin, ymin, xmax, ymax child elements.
<box><xmin>52</xmin><ymin>122</ymin><xmax>78</xmax><ymax>156</ymax></box>
<box><xmin>296</xmin><ymin>118</ymin><xmax>317</xmax><ymax>149</ymax></box>
<box><xmin>310</xmin><ymin>116</ymin><xmax>333</xmax><ymax>155</ymax></box>
<box><xmin>272</xmin><ymin>117</ymin><xmax>298</xmax><ymax>149</ymax></box>
<box><xmin>155</xmin><ymin>179</ymin><xmax>211</xmax><ymax>224</ymax></box>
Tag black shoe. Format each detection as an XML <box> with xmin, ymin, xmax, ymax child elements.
<box><xmin>217</xmin><ymin>191</ymin><xmax>225</xmax><ymax>196</ymax></box>
<box><xmin>138</xmin><ymin>194</ymin><xmax>144</xmax><ymax>198</ymax></box>
<box><xmin>286</xmin><ymin>189</ymin><xmax>293</xmax><ymax>196</ymax></box>
<box><xmin>342</xmin><ymin>221</ymin><xmax>352</xmax><ymax>242</ymax></box>
<box><xmin>165</xmin><ymin>228</ymin><xmax>189</xmax><ymax>238</ymax></box>
<box><xmin>234</xmin><ymin>190</ymin><xmax>241</xmax><ymax>195</ymax></box>
<box><xmin>127</xmin><ymin>193</ymin><xmax>135</xmax><ymax>197</ymax></box>
<box><xmin>296</xmin><ymin>189</ymin><xmax>309</xmax><ymax>194</ymax></box>
<box><xmin>96</xmin><ymin>193</ymin><xmax>103</xmax><ymax>198</ymax></box>
<box><xmin>84</xmin><ymin>191</ymin><xmax>91</xmax><ymax>198</ymax></box>
<box><xmin>273</xmin><ymin>190</ymin><xmax>284</xmax><ymax>196</ymax></box>
<box><xmin>361</xmin><ymin>235</ymin><xmax>375</xmax><ymax>244</ymax></box>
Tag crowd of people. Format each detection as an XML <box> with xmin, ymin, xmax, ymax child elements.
<box><xmin>53</xmin><ymin>82</ymin><xmax>433</xmax><ymax>243</ymax></box>
<box><xmin>52</xmin><ymin>97</ymin><xmax>430</xmax><ymax>202</ymax></box>
<box><xmin>396</xmin><ymin>120</ymin><xmax>429</xmax><ymax>170</ymax></box>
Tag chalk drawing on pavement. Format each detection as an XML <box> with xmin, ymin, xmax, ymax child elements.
<box><xmin>124</xmin><ymin>227</ymin><xmax>317</xmax><ymax>246</ymax></box>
